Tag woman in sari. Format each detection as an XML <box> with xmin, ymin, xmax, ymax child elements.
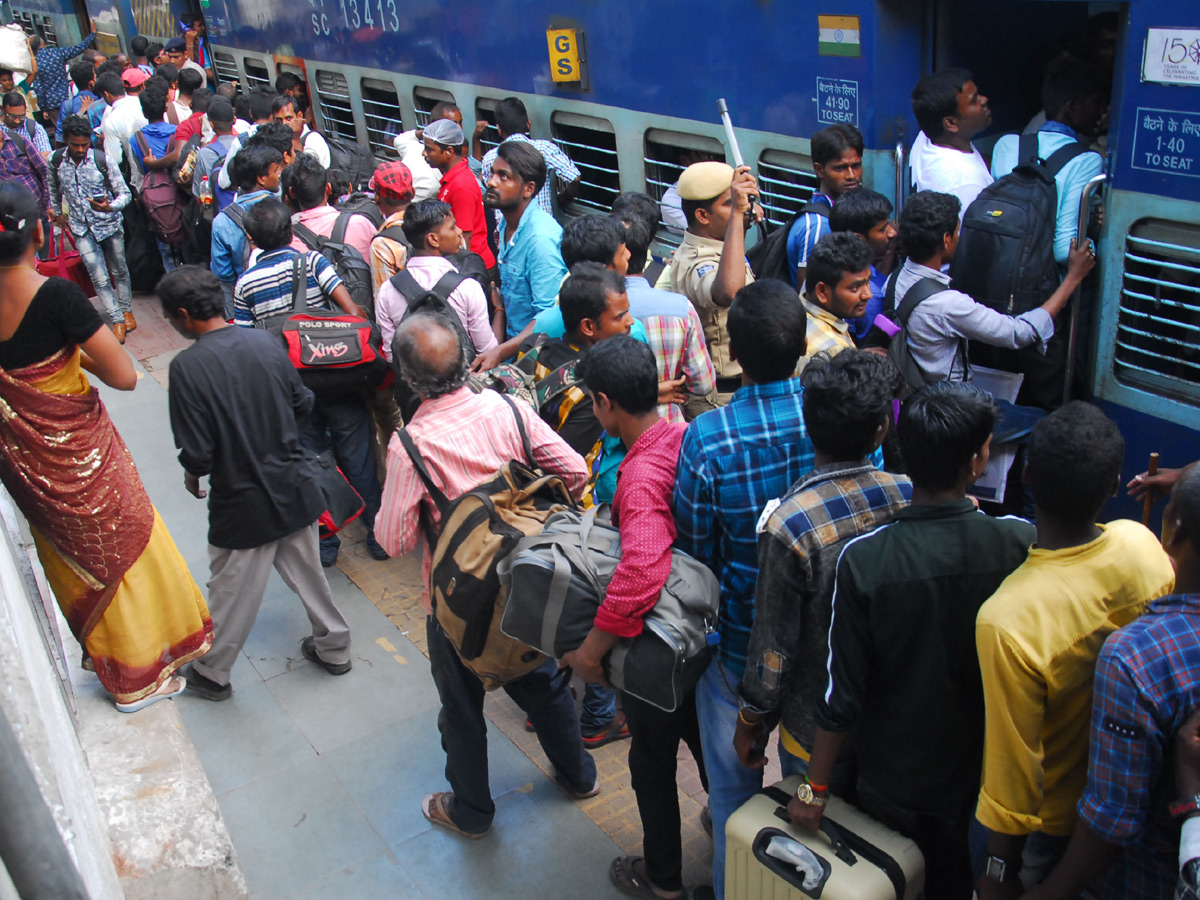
<box><xmin>0</xmin><ymin>181</ymin><xmax>212</xmax><ymax>712</ymax></box>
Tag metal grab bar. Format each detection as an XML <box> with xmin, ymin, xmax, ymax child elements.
<box><xmin>893</xmin><ymin>119</ymin><xmax>907</xmax><ymax>217</ymax></box>
<box><xmin>1062</xmin><ymin>173</ymin><xmax>1108</xmax><ymax>406</ymax></box>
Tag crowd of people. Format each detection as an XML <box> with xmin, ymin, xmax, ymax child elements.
<box><xmin>2</xmin><ymin>12</ymin><xmax>1200</xmax><ymax>900</ymax></box>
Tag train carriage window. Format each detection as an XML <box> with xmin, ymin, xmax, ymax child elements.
<box><xmin>475</xmin><ymin>98</ymin><xmax>501</xmax><ymax>158</ymax></box>
<box><xmin>242</xmin><ymin>58</ymin><xmax>272</xmax><ymax>92</ymax></box>
<box><xmin>551</xmin><ymin>112</ymin><xmax>619</xmax><ymax>214</ymax></box>
<box><xmin>361</xmin><ymin>78</ymin><xmax>402</xmax><ymax>160</ymax></box>
<box><xmin>413</xmin><ymin>87</ymin><xmax>455</xmax><ymax>129</ymax></box>
<box><xmin>1115</xmin><ymin>219</ymin><xmax>1200</xmax><ymax>402</ymax></box>
<box><xmin>40</xmin><ymin>17</ymin><xmax>57</xmax><ymax>47</ymax></box>
<box><xmin>314</xmin><ymin>70</ymin><xmax>358</xmax><ymax>142</ymax></box>
<box><xmin>644</xmin><ymin>130</ymin><xmax>726</xmax><ymax>245</ymax></box>
<box><xmin>757</xmin><ymin>150</ymin><xmax>820</xmax><ymax>229</ymax></box>
<box><xmin>212</xmin><ymin>52</ymin><xmax>240</xmax><ymax>88</ymax></box>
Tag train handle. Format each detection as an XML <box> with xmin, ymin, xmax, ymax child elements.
<box><xmin>893</xmin><ymin>119</ymin><xmax>907</xmax><ymax>217</ymax></box>
<box><xmin>1062</xmin><ymin>173</ymin><xmax>1108</xmax><ymax>408</ymax></box>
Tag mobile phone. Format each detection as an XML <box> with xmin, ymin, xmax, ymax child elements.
<box><xmin>92</xmin><ymin>191</ymin><xmax>107</xmax><ymax>203</ymax></box>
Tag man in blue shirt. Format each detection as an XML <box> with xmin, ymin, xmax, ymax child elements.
<box><xmin>29</xmin><ymin>29</ymin><xmax>94</xmax><ymax>129</ymax></box>
<box><xmin>828</xmin><ymin>188</ymin><xmax>897</xmax><ymax>341</ymax></box>
<box><xmin>785</xmin><ymin>124</ymin><xmax>863</xmax><ymax>290</ymax></box>
<box><xmin>674</xmin><ymin>279</ymin><xmax>812</xmax><ymax>899</ymax></box>
<box><xmin>209</xmin><ymin>143</ymin><xmax>283</xmax><ymax>317</ymax></box>
<box><xmin>56</xmin><ymin>60</ymin><xmax>98</xmax><ymax>144</ymax></box>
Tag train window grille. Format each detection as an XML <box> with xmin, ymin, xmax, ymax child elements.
<box><xmin>12</xmin><ymin>12</ymin><xmax>34</xmax><ymax>37</ymax></box>
<box><xmin>413</xmin><ymin>87</ymin><xmax>454</xmax><ymax>128</ymax></box>
<box><xmin>40</xmin><ymin>17</ymin><xmax>57</xmax><ymax>47</ymax></box>
<box><xmin>314</xmin><ymin>70</ymin><xmax>357</xmax><ymax>142</ymax></box>
<box><xmin>644</xmin><ymin>130</ymin><xmax>726</xmax><ymax>246</ymax></box>
<box><xmin>212</xmin><ymin>52</ymin><xmax>240</xmax><ymax>88</ymax></box>
<box><xmin>757</xmin><ymin>150</ymin><xmax>820</xmax><ymax>229</ymax></box>
<box><xmin>1115</xmin><ymin>219</ymin><xmax>1200</xmax><ymax>402</ymax></box>
<box><xmin>242</xmin><ymin>58</ymin><xmax>272</xmax><ymax>92</ymax></box>
<box><xmin>361</xmin><ymin>78</ymin><xmax>402</xmax><ymax>159</ymax></box>
<box><xmin>475</xmin><ymin>98</ymin><xmax>500</xmax><ymax>158</ymax></box>
<box><xmin>551</xmin><ymin>112</ymin><xmax>619</xmax><ymax>213</ymax></box>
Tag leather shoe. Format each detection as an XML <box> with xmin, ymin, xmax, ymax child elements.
<box><xmin>112</xmin><ymin>322</ymin><xmax>126</xmax><ymax>344</ymax></box>
<box><xmin>301</xmin><ymin>635</ymin><xmax>352</xmax><ymax>675</ymax></box>
<box><xmin>124</xmin><ymin>311</ymin><xmax>137</xmax><ymax>332</ymax></box>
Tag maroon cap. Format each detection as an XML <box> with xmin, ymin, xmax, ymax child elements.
<box><xmin>369</xmin><ymin>161</ymin><xmax>414</xmax><ymax>203</ymax></box>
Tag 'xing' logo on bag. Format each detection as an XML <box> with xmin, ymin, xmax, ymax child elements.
<box><xmin>302</xmin><ymin>335</ymin><xmax>352</xmax><ymax>361</ymax></box>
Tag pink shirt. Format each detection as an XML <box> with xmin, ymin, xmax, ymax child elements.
<box><xmin>595</xmin><ymin>419</ymin><xmax>687</xmax><ymax>637</ymax></box>
<box><xmin>289</xmin><ymin>205</ymin><xmax>376</xmax><ymax>262</ymax></box>
<box><xmin>375</xmin><ymin>255</ymin><xmax>498</xmax><ymax>362</ymax></box>
<box><xmin>375</xmin><ymin>386</ymin><xmax>588</xmax><ymax>612</ymax></box>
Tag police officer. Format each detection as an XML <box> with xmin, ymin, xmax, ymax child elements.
<box><xmin>655</xmin><ymin>161</ymin><xmax>759</xmax><ymax>416</ymax></box>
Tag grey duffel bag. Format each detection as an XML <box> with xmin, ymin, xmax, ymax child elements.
<box><xmin>498</xmin><ymin>505</ymin><xmax>719</xmax><ymax>712</ymax></box>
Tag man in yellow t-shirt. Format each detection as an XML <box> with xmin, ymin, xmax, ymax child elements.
<box><xmin>974</xmin><ymin>401</ymin><xmax>1175</xmax><ymax>899</ymax></box>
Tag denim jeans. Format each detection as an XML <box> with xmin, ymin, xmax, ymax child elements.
<box><xmin>425</xmin><ymin>616</ymin><xmax>596</xmax><ymax>834</ymax></box>
<box><xmin>155</xmin><ymin>235</ymin><xmax>180</xmax><ymax>273</ymax></box>
<box><xmin>970</xmin><ymin>819</ymin><xmax>1069</xmax><ymax>890</ymax></box>
<box><xmin>580</xmin><ymin>683</ymin><xmax>617</xmax><ymax>733</ymax></box>
<box><xmin>74</xmin><ymin>229</ymin><xmax>132</xmax><ymax>324</ymax></box>
<box><xmin>696</xmin><ymin>659</ymin><xmax>765</xmax><ymax>900</ymax></box>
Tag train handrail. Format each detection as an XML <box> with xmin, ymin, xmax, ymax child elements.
<box><xmin>1063</xmin><ymin>172</ymin><xmax>1108</xmax><ymax>407</ymax></box>
<box><xmin>893</xmin><ymin>119</ymin><xmax>907</xmax><ymax>217</ymax></box>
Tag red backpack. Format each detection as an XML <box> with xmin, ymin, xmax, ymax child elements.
<box><xmin>135</xmin><ymin>131</ymin><xmax>189</xmax><ymax>246</ymax></box>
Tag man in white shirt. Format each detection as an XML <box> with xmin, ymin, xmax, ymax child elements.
<box><xmin>909</xmin><ymin>69</ymin><xmax>995</xmax><ymax>216</ymax></box>
<box><xmin>101</xmin><ymin>69</ymin><xmax>148</xmax><ymax>189</ymax></box>
<box><xmin>273</xmin><ymin>94</ymin><xmax>329</xmax><ymax>169</ymax></box>
<box><xmin>391</xmin><ymin>101</ymin><xmax>461</xmax><ymax>202</ymax></box>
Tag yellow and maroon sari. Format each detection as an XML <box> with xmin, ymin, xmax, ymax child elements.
<box><xmin>0</xmin><ymin>346</ymin><xmax>212</xmax><ymax>704</ymax></box>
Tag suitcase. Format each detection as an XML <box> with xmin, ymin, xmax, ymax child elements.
<box><xmin>725</xmin><ymin>777</ymin><xmax>925</xmax><ymax>900</ymax></box>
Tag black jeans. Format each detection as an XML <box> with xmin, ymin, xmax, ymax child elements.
<box><xmin>425</xmin><ymin>617</ymin><xmax>596</xmax><ymax>834</ymax></box>
<box><xmin>301</xmin><ymin>391</ymin><xmax>382</xmax><ymax>554</ymax></box>
<box><xmin>622</xmin><ymin>688</ymin><xmax>708</xmax><ymax>892</ymax></box>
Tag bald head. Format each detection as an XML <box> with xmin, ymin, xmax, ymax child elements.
<box><xmin>392</xmin><ymin>313</ymin><xmax>470</xmax><ymax>399</ymax></box>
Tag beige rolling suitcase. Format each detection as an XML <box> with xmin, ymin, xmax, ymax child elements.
<box><xmin>725</xmin><ymin>777</ymin><xmax>925</xmax><ymax>900</ymax></box>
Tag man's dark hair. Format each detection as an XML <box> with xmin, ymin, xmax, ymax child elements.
<box><xmin>802</xmin><ymin>350</ymin><xmax>903</xmax><ymax>460</ymax></box>
<box><xmin>248</xmin><ymin>90</ymin><xmax>274</xmax><ymax>122</ymax></box>
<box><xmin>275</xmin><ymin>72</ymin><xmax>305</xmax><ymax>96</ymax></box>
<box><xmin>207</xmin><ymin>97</ymin><xmax>233</xmax><ymax>125</ymax></box>
<box><xmin>829</xmin><ymin>188</ymin><xmax>893</xmax><ymax>236</ymax></box>
<box><xmin>680</xmin><ymin>196</ymin><xmax>717</xmax><ymax>230</ymax></box>
<box><xmin>579</xmin><ymin>334</ymin><xmax>659</xmax><ymax>416</ymax></box>
<box><xmin>130</xmin><ymin>35</ymin><xmax>150</xmax><ymax>57</ymax></box>
<box><xmin>393</xmin><ymin>312</ymin><xmax>471</xmax><ymax>399</ymax></box>
<box><xmin>1042</xmin><ymin>58</ymin><xmax>1107</xmax><ymax>119</ymax></box>
<box><xmin>145</xmin><ymin>74</ymin><xmax>169</xmax><ymax>95</ymax></box>
<box><xmin>1172</xmin><ymin>465</ymin><xmax>1200</xmax><ymax>547</ymax></box>
<box><xmin>898</xmin><ymin>191</ymin><xmax>961</xmax><ymax>261</ymax></box>
<box><xmin>94</xmin><ymin>73</ymin><xmax>125</xmax><ymax>99</ymax></box>
<box><xmin>281</xmin><ymin>152</ymin><xmax>328</xmax><ymax>211</ymax></box>
<box><xmin>560</xmin><ymin>261</ymin><xmax>624</xmax><ymax>334</ymax></box>
<box><xmin>82</xmin><ymin>48</ymin><xmax>100</xmax><ymax>65</ymax></box>
<box><xmin>1027</xmin><ymin>401</ymin><xmax>1124</xmax><ymax>520</ymax></box>
<box><xmin>144</xmin><ymin>41</ymin><xmax>163</xmax><ymax>61</ymax></box>
<box><xmin>70</xmin><ymin>60</ymin><xmax>95</xmax><ymax>92</ymax></box>
<box><xmin>231</xmin><ymin>143</ymin><xmax>283</xmax><ymax>191</ymax></box>
<box><xmin>250</xmin><ymin>121</ymin><xmax>295</xmax><ymax>157</ymax></box>
<box><xmin>561</xmin><ymin>214</ymin><xmax>626</xmax><ymax>269</ymax></box>
<box><xmin>95</xmin><ymin>58</ymin><xmax>124</xmax><ymax>80</ymax></box>
<box><xmin>615</xmin><ymin>215</ymin><xmax>654</xmax><ymax>276</ymax></box>
<box><xmin>912</xmin><ymin>68</ymin><xmax>973</xmax><ymax>138</ymax></box>
<box><xmin>811</xmin><ymin>123</ymin><xmax>864</xmax><ymax>167</ymax></box>
<box><xmin>139</xmin><ymin>86</ymin><xmax>168</xmax><ymax>121</ymax></box>
<box><xmin>2</xmin><ymin>91</ymin><xmax>26</xmax><ymax>109</ymax></box>
<box><xmin>496</xmin><ymin>140</ymin><xmax>546</xmax><ymax>194</ymax></box>
<box><xmin>158</xmin><ymin>265</ymin><xmax>227</xmax><ymax>321</ymax></box>
<box><xmin>190</xmin><ymin>86</ymin><xmax>212</xmax><ymax>115</ymax></box>
<box><xmin>429</xmin><ymin>101</ymin><xmax>459</xmax><ymax>121</ymax></box>
<box><xmin>154</xmin><ymin>62</ymin><xmax>178</xmax><ymax>86</ymax></box>
<box><xmin>727</xmin><ymin>280</ymin><xmax>807</xmax><ymax>384</ymax></box>
<box><xmin>494</xmin><ymin>97</ymin><xmax>528</xmax><ymax>136</ymax></box>
<box><xmin>27</xmin><ymin>36</ymin><xmax>42</xmax><ymax>55</ymax></box>
<box><xmin>242</xmin><ymin>197</ymin><xmax>293</xmax><ymax>251</ymax></box>
<box><xmin>611</xmin><ymin>191</ymin><xmax>660</xmax><ymax>234</ymax></box>
<box><xmin>401</xmin><ymin>199</ymin><xmax>453</xmax><ymax>248</ymax></box>
<box><xmin>326</xmin><ymin>167</ymin><xmax>351</xmax><ymax>199</ymax></box>
<box><xmin>899</xmin><ymin>381</ymin><xmax>996</xmax><ymax>491</ymax></box>
<box><xmin>271</xmin><ymin>94</ymin><xmax>297</xmax><ymax>117</ymax></box>
<box><xmin>61</xmin><ymin>114</ymin><xmax>92</xmax><ymax>142</ymax></box>
<box><xmin>804</xmin><ymin>232</ymin><xmax>875</xmax><ymax>298</ymax></box>
<box><xmin>216</xmin><ymin>83</ymin><xmax>237</xmax><ymax>101</ymax></box>
<box><xmin>0</xmin><ymin>68</ymin><xmax>11</xmax><ymax>80</ymax></box>
<box><xmin>177</xmin><ymin>67</ymin><xmax>203</xmax><ymax>97</ymax></box>
<box><xmin>234</xmin><ymin>91</ymin><xmax>251</xmax><ymax>122</ymax></box>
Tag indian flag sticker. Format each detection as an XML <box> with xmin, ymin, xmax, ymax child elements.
<box><xmin>818</xmin><ymin>15</ymin><xmax>861</xmax><ymax>57</ymax></box>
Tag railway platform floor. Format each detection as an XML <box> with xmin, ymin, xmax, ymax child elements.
<box><xmin>86</xmin><ymin>292</ymin><xmax>749</xmax><ymax>898</ymax></box>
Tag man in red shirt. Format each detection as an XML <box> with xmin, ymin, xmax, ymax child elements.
<box><xmin>423</xmin><ymin>117</ymin><xmax>495</xmax><ymax>273</ymax></box>
<box><xmin>562</xmin><ymin>335</ymin><xmax>710</xmax><ymax>900</ymax></box>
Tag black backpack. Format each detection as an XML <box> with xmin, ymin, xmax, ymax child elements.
<box><xmin>319</xmin><ymin>134</ymin><xmax>377</xmax><ymax>191</ymax></box>
<box><xmin>949</xmin><ymin>133</ymin><xmax>1088</xmax><ymax>316</ymax></box>
<box><xmin>747</xmin><ymin>197</ymin><xmax>831</xmax><ymax>282</ymax></box>
<box><xmin>337</xmin><ymin>191</ymin><xmax>383</xmax><ymax>229</ymax></box>
<box><xmin>292</xmin><ymin>213</ymin><xmax>376</xmax><ymax>319</ymax></box>
<box><xmin>885</xmin><ymin>272</ymin><xmax>955</xmax><ymax>398</ymax></box>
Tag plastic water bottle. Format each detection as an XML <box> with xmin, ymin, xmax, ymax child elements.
<box><xmin>198</xmin><ymin>176</ymin><xmax>212</xmax><ymax>207</ymax></box>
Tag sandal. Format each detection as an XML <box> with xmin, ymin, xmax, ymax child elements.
<box><xmin>421</xmin><ymin>792</ymin><xmax>491</xmax><ymax>840</ymax></box>
<box><xmin>114</xmin><ymin>675</ymin><xmax>185</xmax><ymax>713</ymax></box>
<box><xmin>582</xmin><ymin>710</ymin><xmax>631</xmax><ymax>748</ymax></box>
<box><xmin>609</xmin><ymin>855</ymin><xmax>683</xmax><ymax>900</ymax></box>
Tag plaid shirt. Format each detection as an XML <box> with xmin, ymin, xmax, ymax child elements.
<box><xmin>796</xmin><ymin>297</ymin><xmax>855</xmax><ymax>374</ymax></box>
<box><xmin>481</xmin><ymin>133</ymin><xmax>581</xmax><ymax>214</ymax></box>
<box><xmin>0</xmin><ymin>127</ymin><xmax>49</xmax><ymax>210</ymax></box>
<box><xmin>1079</xmin><ymin>593</ymin><xmax>1200</xmax><ymax>900</ymax></box>
<box><xmin>740</xmin><ymin>462</ymin><xmax>912</xmax><ymax>751</ymax></box>
<box><xmin>1180</xmin><ymin>819</ymin><xmax>1200</xmax><ymax>900</ymax></box>
<box><xmin>626</xmin><ymin>275</ymin><xmax>715</xmax><ymax>424</ymax></box>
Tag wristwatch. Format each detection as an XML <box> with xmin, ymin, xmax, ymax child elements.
<box><xmin>794</xmin><ymin>778</ymin><xmax>828</xmax><ymax>807</ymax></box>
<box><xmin>984</xmin><ymin>855</ymin><xmax>1012</xmax><ymax>882</ymax></box>
<box><xmin>1169</xmin><ymin>794</ymin><xmax>1200</xmax><ymax>819</ymax></box>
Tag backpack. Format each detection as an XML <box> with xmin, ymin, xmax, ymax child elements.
<box><xmin>747</xmin><ymin>197</ymin><xmax>831</xmax><ymax>282</ymax></box>
<box><xmin>473</xmin><ymin>333</ymin><xmax>585</xmax><ymax>426</ymax></box>
<box><xmin>337</xmin><ymin>191</ymin><xmax>383</xmax><ymax>229</ymax></box>
<box><xmin>292</xmin><ymin>213</ymin><xmax>375</xmax><ymax>319</ymax></box>
<box><xmin>134</xmin><ymin>131</ymin><xmax>190</xmax><ymax>246</ymax></box>
<box><xmin>396</xmin><ymin>394</ymin><xmax>579</xmax><ymax>689</ymax></box>
<box><xmin>318</xmin><ymin>133</ymin><xmax>377</xmax><ymax>191</ymax></box>
<box><xmin>499</xmin><ymin>505</ymin><xmax>719</xmax><ymax>712</ymax></box>
<box><xmin>210</xmin><ymin>151</ymin><xmax>237</xmax><ymax>213</ymax></box>
<box><xmin>886</xmin><ymin>273</ymin><xmax>955</xmax><ymax>397</ymax></box>
<box><xmin>949</xmin><ymin>133</ymin><xmax>1089</xmax><ymax>316</ymax></box>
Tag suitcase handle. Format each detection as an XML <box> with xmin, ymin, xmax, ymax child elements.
<box><xmin>768</xmin><ymin>794</ymin><xmax>857</xmax><ymax>866</ymax></box>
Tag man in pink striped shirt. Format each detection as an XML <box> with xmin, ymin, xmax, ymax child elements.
<box><xmin>375</xmin><ymin>312</ymin><xmax>598</xmax><ymax>839</ymax></box>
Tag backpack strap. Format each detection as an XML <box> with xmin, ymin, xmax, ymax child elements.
<box><xmin>377</xmin><ymin>224</ymin><xmax>410</xmax><ymax>247</ymax></box>
<box><xmin>291</xmin><ymin>220</ymin><xmax>321</xmax><ymax>252</ymax></box>
<box><xmin>430</xmin><ymin>270</ymin><xmax>468</xmax><ymax>300</ymax></box>
<box><xmin>799</xmin><ymin>196</ymin><xmax>831</xmax><ymax>218</ymax></box>
<box><xmin>895</xmin><ymin>277</ymin><xmax>948</xmax><ymax>327</ymax></box>
<box><xmin>51</xmin><ymin>147</ymin><xmax>64</xmax><ymax>169</ymax></box>
<box><xmin>1042</xmin><ymin>141</ymin><xmax>1090</xmax><ymax>177</ymax></box>
<box><xmin>500</xmin><ymin>392</ymin><xmax>534</xmax><ymax>466</ymax></box>
<box><xmin>388</xmin><ymin>268</ymin><xmax>425</xmax><ymax>303</ymax></box>
<box><xmin>291</xmin><ymin>252</ymin><xmax>307</xmax><ymax>313</ymax></box>
<box><xmin>395</xmin><ymin>426</ymin><xmax>450</xmax><ymax>547</ymax></box>
<box><xmin>1018</xmin><ymin>132</ymin><xmax>1040</xmax><ymax>167</ymax></box>
<box><xmin>134</xmin><ymin>130</ymin><xmax>152</xmax><ymax>167</ymax></box>
<box><xmin>91</xmin><ymin>148</ymin><xmax>112</xmax><ymax>194</ymax></box>
<box><xmin>330</xmin><ymin>211</ymin><xmax>349</xmax><ymax>245</ymax></box>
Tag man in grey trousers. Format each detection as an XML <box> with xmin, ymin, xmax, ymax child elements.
<box><xmin>159</xmin><ymin>265</ymin><xmax>351</xmax><ymax>700</ymax></box>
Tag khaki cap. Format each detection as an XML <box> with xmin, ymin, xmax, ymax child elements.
<box><xmin>677</xmin><ymin>161</ymin><xmax>735</xmax><ymax>201</ymax></box>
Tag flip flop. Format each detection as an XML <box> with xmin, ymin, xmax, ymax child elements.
<box><xmin>609</xmin><ymin>856</ymin><xmax>684</xmax><ymax>900</ymax></box>
<box><xmin>114</xmin><ymin>675</ymin><xmax>185</xmax><ymax>714</ymax></box>
<box><xmin>421</xmin><ymin>792</ymin><xmax>491</xmax><ymax>839</ymax></box>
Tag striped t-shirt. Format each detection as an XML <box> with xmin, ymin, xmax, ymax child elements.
<box><xmin>233</xmin><ymin>248</ymin><xmax>343</xmax><ymax>327</ymax></box>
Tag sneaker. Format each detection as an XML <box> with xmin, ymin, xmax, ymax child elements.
<box><xmin>184</xmin><ymin>666</ymin><xmax>232</xmax><ymax>701</ymax></box>
<box><xmin>581</xmin><ymin>711</ymin><xmax>631</xmax><ymax>748</ymax></box>
<box><xmin>301</xmin><ymin>635</ymin><xmax>352</xmax><ymax>675</ymax></box>
<box><xmin>557</xmin><ymin>777</ymin><xmax>601</xmax><ymax>801</ymax></box>
<box><xmin>364</xmin><ymin>530</ymin><xmax>389</xmax><ymax>561</ymax></box>
<box><xmin>123</xmin><ymin>311</ymin><xmax>138</xmax><ymax>332</ymax></box>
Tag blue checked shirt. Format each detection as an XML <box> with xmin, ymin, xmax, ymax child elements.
<box><xmin>1079</xmin><ymin>593</ymin><xmax>1200</xmax><ymax>900</ymax></box>
<box><xmin>481</xmin><ymin>133</ymin><xmax>581</xmax><ymax>215</ymax></box>
<box><xmin>2</xmin><ymin>120</ymin><xmax>51</xmax><ymax>156</ymax></box>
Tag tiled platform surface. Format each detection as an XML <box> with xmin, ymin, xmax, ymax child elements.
<box><xmin>102</xmin><ymin>293</ymin><xmax>781</xmax><ymax>898</ymax></box>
